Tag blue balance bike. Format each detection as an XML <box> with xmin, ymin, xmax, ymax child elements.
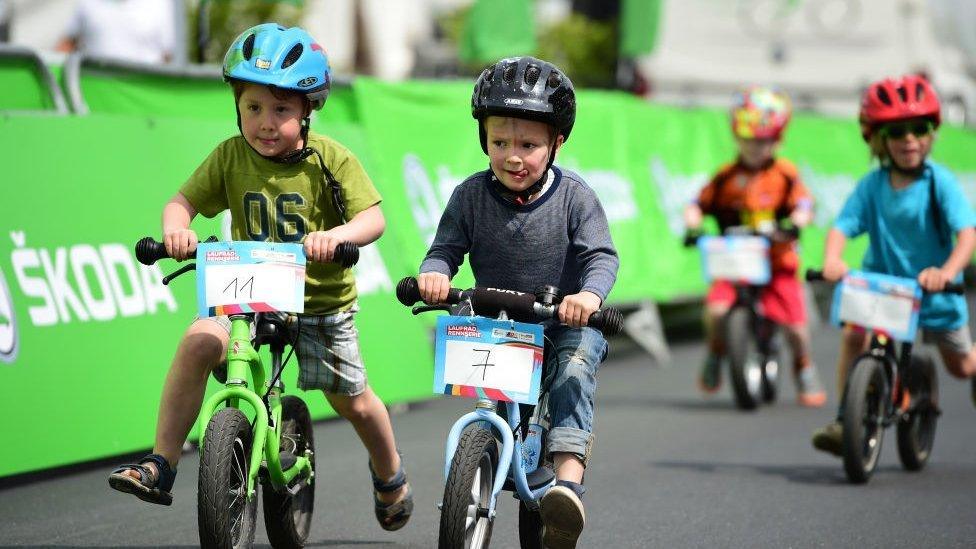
<box><xmin>397</xmin><ymin>277</ymin><xmax>622</xmax><ymax>549</ymax></box>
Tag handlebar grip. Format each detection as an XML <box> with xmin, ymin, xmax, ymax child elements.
<box><xmin>333</xmin><ymin>241</ymin><xmax>360</xmax><ymax>268</ymax></box>
<box><xmin>682</xmin><ymin>232</ymin><xmax>700</xmax><ymax>248</ymax></box>
<box><xmin>395</xmin><ymin>276</ymin><xmax>462</xmax><ymax>306</ymax></box>
<box><xmin>943</xmin><ymin>282</ymin><xmax>965</xmax><ymax>295</ymax></box>
<box><xmin>135</xmin><ymin>237</ymin><xmax>169</xmax><ymax>266</ymax></box>
<box><xmin>588</xmin><ymin>307</ymin><xmax>624</xmax><ymax>337</ymax></box>
<box><xmin>805</xmin><ymin>269</ymin><xmax>824</xmax><ymax>282</ymax></box>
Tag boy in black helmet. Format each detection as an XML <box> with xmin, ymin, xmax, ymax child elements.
<box><xmin>417</xmin><ymin>56</ymin><xmax>619</xmax><ymax>548</ymax></box>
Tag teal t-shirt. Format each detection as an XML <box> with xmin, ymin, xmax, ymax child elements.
<box><xmin>180</xmin><ymin>132</ymin><xmax>381</xmax><ymax>314</ymax></box>
<box><xmin>834</xmin><ymin>161</ymin><xmax>976</xmax><ymax>330</ymax></box>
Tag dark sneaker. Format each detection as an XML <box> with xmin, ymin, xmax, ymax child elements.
<box><xmin>811</xmin><ymin>421</ymin><xmax>842</xmax><ymax>457</ymax></box>
<box><xmin>698</xmin><ymin>354</ymin><xmax>722</xmax><ymax>394</ymax></box>
<box><xmin>540</xmin><ymin>485</ymin><xmax>585</xmax><ymax>549</ymax></box>
<box><xmin>795</xmin><ymin>364</ymin><xmax>827</xmax><ymax>407</ymax></box>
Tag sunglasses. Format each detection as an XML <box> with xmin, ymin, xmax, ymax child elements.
<box><xmin>879</xmin><ymin>121</ymin><xmax>934</xmax><ymax>139</ymax></box>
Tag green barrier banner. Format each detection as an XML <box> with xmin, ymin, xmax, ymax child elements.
<box><xmin>349</xmin><ymin>78</ymin><xmax>976</xmax><ymax>303</ymax></box>
<box><xmin>76</xmin><ymin>67</ymin><xmax>359</xmax><ymax>123</ymax></box>
<box><xmin>0</xmin><ymin>114</ymin><xmax>432</xmax><ymax>477</ymax></box>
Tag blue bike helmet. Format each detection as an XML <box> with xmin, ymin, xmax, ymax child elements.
<box><xmin>223</xmin><ymin>23</ymin><xmax>331</xmax><ymax>110</ymax></box>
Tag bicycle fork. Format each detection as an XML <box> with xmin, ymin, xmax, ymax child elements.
<box><xmin>442</xmin><ymin>399</ymin><xmax>551</xmax><ymax>517</ymax></box>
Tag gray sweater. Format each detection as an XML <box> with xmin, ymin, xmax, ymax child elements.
<box><xmin>419</xmin><ymin>167</ymin><xmax>619</xmax><ymax>302</ymax></box>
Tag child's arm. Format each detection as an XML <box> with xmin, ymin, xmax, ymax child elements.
<box><xmin>919</xmin><ymin>227</ymin><xmax>976</xmax><ymax>291</ymax></box>
<box><xmin>304</xmin><ymin>204</ymin><xmax>384</xmax><ymax>263</ymax></box>
<box><xmin>822</xmin><ymin>228</ymin><xmax>849</xmax><ymax>282</ymax></box>
<box><xmin>162</xmin><ymin>192</ymin><xmax>199</xmax><ymax>260</ymax></box>
<box><xmin>561</xmin><ymin>188</ymin><xmax>619</xmax><ymax>328</ymax></box>
<box><xmin>417</xmin><ymin>189</ymin><xmax>470</xmax><ymax>304</ymax></box>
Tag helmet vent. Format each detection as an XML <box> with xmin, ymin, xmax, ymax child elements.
<box><xmin>503</xmin><ymin>63</ymin><xmax>517</xmax><ymax>84</ymax></box>
<box><xmin>524</xmin><ymin>64</ymin><xmax>540</xmax><ymax>87</ymax></box>
<box><xmin>282</xmin><ymin>43</ymin><xmax>303</xmax><ymax>69</ymax></box>
<box><xmin>242</xmin><ymin>33</ymin><xmax>256</xmax><ymax>60</ymax></box>
<box><xmin>915</xmin><ymin>83</ymin><xmax>926</xmax><ymax>102</ymax></box>
<box><xmin>896</xmin><ymin>85</ymin><xmax>908</xmax><ymax>103</ymax></box>
<box><xmin>876</xmin><ymin>87</ymin><xmax>892</xmax><ymax>106</ymax></box>
<box><xmin>547</xmin><ymin>72</ymin><xmax>562</xmax><ymax>88</ymax></box>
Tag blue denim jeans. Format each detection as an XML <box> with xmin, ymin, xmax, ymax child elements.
<box><xmin>542</xmin><ymin>325</ymin><xmax>608</xmax><ymax>465</ymax></box>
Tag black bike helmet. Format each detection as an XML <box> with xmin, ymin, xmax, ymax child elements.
<box><xmin>471</xmin><ymin>56</ymin><xmax>576</xmax><ymax>154</ymax></box>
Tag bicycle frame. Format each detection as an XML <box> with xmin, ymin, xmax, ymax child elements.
<box><xmin>443</xmin><ymin>397</ymin><xmax>553</xmax><ymax>517</ymax></box>
<box><xmin>198</xmin><ymin>314</ymin><xmax>313</xmax><ymax>499</ymax></box>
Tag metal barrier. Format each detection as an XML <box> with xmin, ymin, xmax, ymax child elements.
<box><xmin>0</xmin><ymin>44</ymin><xmax>69</xmax><ymax>114</ymax></box>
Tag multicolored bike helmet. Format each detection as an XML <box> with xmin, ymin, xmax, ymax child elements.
<box><xmin>223</xmin><ymin>23</ymin><xmax>331</xmax><ymax>111</ymax></box>
<box><xmin>730</xmin><ymin>86</ymin><xmax>792</xmax><ymax>140</ymax></box>
<box><xmin>471</xmin><ymin>56</ymin><xmax>576</xmax><ymax>154</ymax></box>
<box><xmin>858</xmin><ymin>74</ymin><xmax>941</xmax><ymax>141</ymax></box>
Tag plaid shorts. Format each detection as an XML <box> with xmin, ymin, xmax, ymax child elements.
<box><xmin>201</xmin><ymin>303</ymin><xmax>367</xmax><ymax>395</ymax></box>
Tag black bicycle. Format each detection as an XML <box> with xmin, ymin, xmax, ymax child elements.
<box><xmin>685</xmin><ymin>227</ymin><xmax>796</xmax><ymax>410</ymax></box>
<box><xmin>806</xmin><ymin>269</ymin><xmax>962</xmax><ymax>484</ymax></box>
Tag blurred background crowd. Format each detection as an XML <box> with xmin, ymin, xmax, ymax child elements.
<box><xmin>0</xmin><ymin>0</ymin><xmax>974</xmax><ymax>125</ymax></box>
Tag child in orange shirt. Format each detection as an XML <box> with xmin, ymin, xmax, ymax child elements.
<box><xmin>684</xmin><ymin>86</ymin><xmax>827</xmax><ymax>407</ymax></box>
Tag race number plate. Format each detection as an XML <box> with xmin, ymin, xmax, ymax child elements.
<box><xmin>698</xmin><ymin>235</ymin><xmax>771</xmax><ymax>284</ymax></box>
<box><xmin>433</xmin><ymin>316</ymin><xmax>544</xmax><ymax>405</ymax></box>
<box><xmin>196</xmin><ymin>241</ymin><xmax>306</xmax><ymax>317</ymax></box>
<box><xmin>830</xmin><ymin>270</ymin><xmax>921</xmax><ymax>342</ymax></box>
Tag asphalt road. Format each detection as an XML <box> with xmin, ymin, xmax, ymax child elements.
<box><xmin>3</xmin><ymin>322</ymin><xmax>976</xmax><ymax>548</ymax></box>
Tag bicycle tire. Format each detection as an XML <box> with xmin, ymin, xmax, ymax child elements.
<box><xmin>726</xmin><ymin>306</ymin><xmax>762</xmax><ymax>410</ymax></box>
<box><xmin>897</xmin><ymin>354</ymin><xmax>939</xmax><ymax>471</ymax></box>
<box><xmin>518</xmin><ymin>500</ymin><xmax>544</xmax><ymax>549</ymax></box>
<box><xmin>198</xmin><ymin>408</ymin><xmax>258</xmax><ymax>548</ymax></box>
<box><xmin>842</xmin><ymin>358</ymin><xmax>887</xmax><ymax>484</ymax></box>
<box><xmin>760</xmin><ymin>326</ymin><xmax>783</xmax><ymax>404</ymax></box>
<box><xmin>438</xmin><ymin>424</ymin><xmax>497</xmax><ymax>549</ymax></box>
<box><xmin>263</xmin><ymin>396</ymin><xmax>316</xmax><ymax>548</ymax></box>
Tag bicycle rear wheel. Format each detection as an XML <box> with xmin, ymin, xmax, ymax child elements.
<box><xmin>198</xmin><ymin>408</ymin><xmax>258</xmax><ymax>548</ymax></box>
<box><xmin>842</xmin><ymin>358</ymin><xmax>887</xmax><ymax>484</ymax></box>
<box><xmin>897</xmin><ymin>354</ymin><xmax>939</xmax><ymax>471</ymax></box>
<box><xmin>726</xmin><ymin>307</ymin><xmax>762</xmax><ymax>410</ymax></box>
<box><xmin>518</xmin><ymin>500</ymin><xmax>544</xmax><ymax>549</ymax></box>
<box><xmin>263</xmin><ymin>396</ymin><xmax>316</xmax><ymax>548</ymax></box>
<box><xmin>438</xmin><ymin>423</ymin><xmax>497</xmax><ymax>549</ymax></box>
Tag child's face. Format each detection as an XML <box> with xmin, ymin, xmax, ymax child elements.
<box><xmin>881</xmin><ymin>118</ymin><xmax>934</xmax><ymax>170</ymax></box>
<box><xmin>238</xmin><ymin>83</ymin><xmax>307</xmax><ymax>158</ymax></box>
<box><xmin>484</xmin><ymin>116</ymin><xmax>563</xmax><ymax>193</ymax></box>
<box><xmin>735</xmin><ymin>137</ymin><xmax>779</xmax><ymax>169</ymax></box>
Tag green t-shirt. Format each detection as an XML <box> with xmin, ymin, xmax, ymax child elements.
<box><xmin>180</xmin><ymin>131</ymin><xmax>381</xmax><ymax>314</ymax></box>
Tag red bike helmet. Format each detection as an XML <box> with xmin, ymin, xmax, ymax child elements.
<box><xmin>859</xmin><ymin>75</ymin><xmax>941</xmax><ymax>141</ymax></box>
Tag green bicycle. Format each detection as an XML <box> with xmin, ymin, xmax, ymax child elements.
<box><xmin>134</xmin><ymin>236</ymin><xmax>359</xmax><ymax>548</ymax></box>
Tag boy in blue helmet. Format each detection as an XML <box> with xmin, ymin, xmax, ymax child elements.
<box><xmin>417</xmin><ymin>56</ymin><xmax>619</xmax><ymax>549</ymax></box>
<box><xmin>108</xmin><ymin>24</ymin><xmax>413</xmax><ymax>531</ymax></box>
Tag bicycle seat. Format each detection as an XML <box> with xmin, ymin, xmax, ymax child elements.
<box><xmin>254</xmin><ymin>314</ymin><xmax>291</xmax><ymax>348</ymax></box>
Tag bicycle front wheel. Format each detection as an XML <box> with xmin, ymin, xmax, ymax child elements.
<box><xmin>263</xmin><ymin>396</ymin><xmax>316</xmax><ymax>548</ymax></box>
<box><xmin>198</xmin><ymin>408</ymin><xmax>258</xmax><ymax>548</ymax></box>
<box><xmin>726</xmin><ymin>307</ymin><xmax>762</xmax><ymax>410</ymax></box>
<box><xmin>897</xmin><ymin>354</ymin><xmax>939</xmax><ymax>471</ymax></box>
<box><xmin>842</xmin><ymin>358</ymin><xmax>887</xmax><ymax>484</ymax></box>
<box><xmin>438</xmin><ymin>424</ymin><xmax>498</xmax><ymax>549</ymax></box>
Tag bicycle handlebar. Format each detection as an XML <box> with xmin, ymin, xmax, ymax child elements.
<box><xmin>683</xmin><ymin>225</ymin><xmax>800</xmax><ymax>248</ymax></box>
<box><xmin>805</xmin><ymin>269</ymin><xmax>965</xmax><ymax>295</ymax></box>
<box><xmin>395</xmin><ymin>276</ymin><xmax>624</xmax><ymax>337</ymax></box>
<box><xmin>135</xmin><ymin>237</ymin><xmax>360</xmax><ymax>268</ymax></box>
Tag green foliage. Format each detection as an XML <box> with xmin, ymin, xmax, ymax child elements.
<box><xmin>440</xmin><ymin>7</ymin><xmax>618</xmax><ymax>88</ymax></box>
<box><xmin>536</xmin><ymin>13</ymin><xmax>617</xmax><ymax>88</ymax></box>
<box><xmin>186</xmin><ymin>0</ymin><xmax>307</xmax><ymax>63</ymax></box>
